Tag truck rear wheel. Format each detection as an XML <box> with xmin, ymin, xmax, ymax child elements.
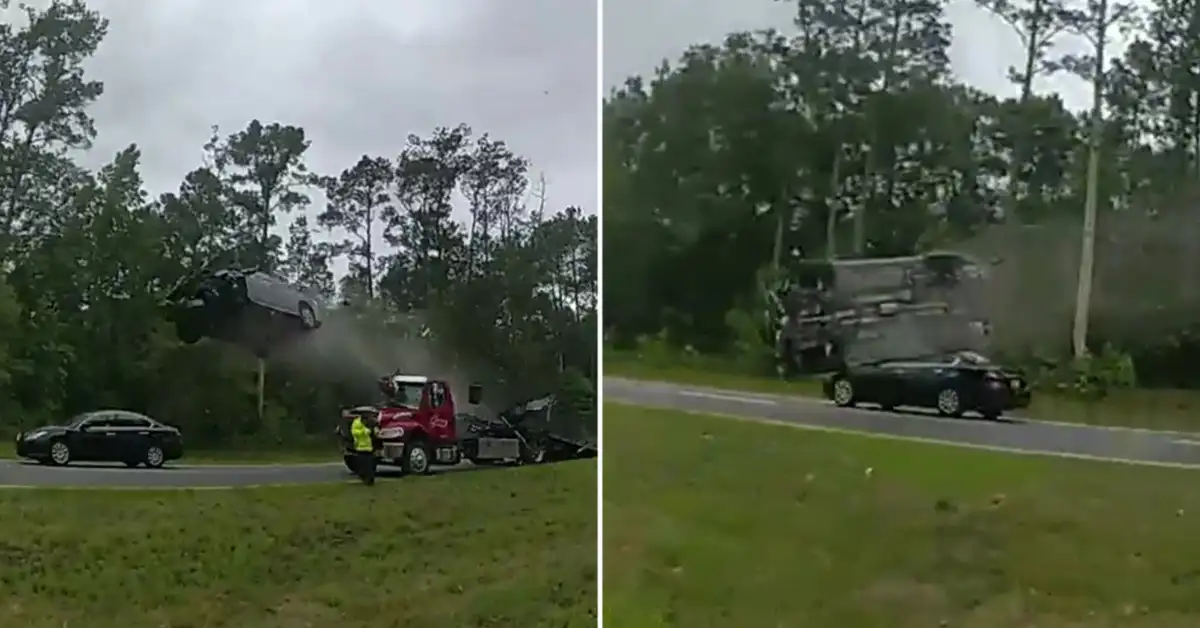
<box><xmin>401</xmin><ymin>440</ymin><xmax>432</xmax><ymax>475</ymax></box>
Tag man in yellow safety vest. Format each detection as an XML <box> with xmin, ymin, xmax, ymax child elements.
<box><xmin>348</xmin><ymin>414</ymin><xmax>378</xmax><ymax>486</ymax></box>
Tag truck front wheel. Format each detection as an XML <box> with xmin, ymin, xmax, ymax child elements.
<box><xmin>401</xmin><ymin>440</ymin><xmax>432</xmax><ymax>475</ymax></box>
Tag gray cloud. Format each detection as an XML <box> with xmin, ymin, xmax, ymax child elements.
<box><xmin>77</xmin><ymin>0</ymin><xmax>597</xmax><ymax>221</ymax></box>
<box><xmin>603</xmin><ymin>0</ymin><xmax>1108</xmax><ymax>111</ymax></box>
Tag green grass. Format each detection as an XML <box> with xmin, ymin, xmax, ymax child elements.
<box><xmin>605</xmin><ymin>353</ymin><xmax>1200</xmax><ymax>432</ymax></box>
<box><xmin>0</xmin><ymin>462</ymin><xmax>597</xmax><ymax>628</ymax></box>
<box><xmin>604</xmin><ymin>402</ymin><xmax>1200</xmax><ymax>627</ymax></box>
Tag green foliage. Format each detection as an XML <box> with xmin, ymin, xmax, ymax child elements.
<box><xmin>0</xmin><ymin>1</ymin><xmax>596</xmax><ymax>446</ymax></box>
<box><xmin>1035</xmin><ymin>346</ymin><xmax>1139</xmax><ymax>399</ymax></box>
<box><xmin>556</xmin><ymin>367</ymin><xmax>597</xmax><ymax>426</ymax></box>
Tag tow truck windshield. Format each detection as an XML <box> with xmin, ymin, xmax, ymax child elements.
<box><xmin>388</xmin><ymin>382</ymin><xmax>425</xmax><ymax>406</ymax></box>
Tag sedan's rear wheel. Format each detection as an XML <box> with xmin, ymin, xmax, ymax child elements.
<box><xmin>936</xmin><ymin>388</ymin><xmax>964</xmax><ymax>417</ymax></box>
<box><xmin>832</xmin><ymin>378</ymin><xmax>856</xmax><ymax>407</ymax></box>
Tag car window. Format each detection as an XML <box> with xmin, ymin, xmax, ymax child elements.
<box><xmin>80</xmin><ymin>415</ymin><xmax>113</xmax><ymax>429</ymax></box>
<box><xmin>67</xmin><ymin>412</ymin><xmax>95</xmax><ymax>428</ymax></box>
<box><xmin>429</xmin><ymin>382</ymin><xmax>446</xmax><ymax>408</ymax></box>
<box><xmin>112</xmin><ymin>414</ymin><xmax>152</xmax><ymax>428</ymax></box>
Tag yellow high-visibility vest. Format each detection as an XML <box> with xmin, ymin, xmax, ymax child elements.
<box><xmin>350</xmin><ymin>417</ymin><xmax>374</xmax><ymax>452</ymax></box>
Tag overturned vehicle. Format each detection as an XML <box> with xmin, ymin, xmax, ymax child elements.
<box><xmin>768</xmin><ymin>251</ymin><xmax>994</xmax><ymax>374</ymax></box>
<box><xmin>163</xmin><ymin>265</ymin><xmax>324</xmax><ymax>356</ymax></box>
<box><xmin>336</xmin><ymin>372</ymin><xmax>597</xmax><ymax>475</ymax></box>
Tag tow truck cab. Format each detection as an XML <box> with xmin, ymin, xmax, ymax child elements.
<box><xmin>342</xmin><ymin>373</ymin><xmax>521</xmax><ymax>475</ymax></box>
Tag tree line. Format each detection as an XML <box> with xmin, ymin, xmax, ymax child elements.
<box><xmin>603</xmin><ymin>0</ymin><xmax>1200</xmax><ymax>388</ymax></box>
<box><xmin>0</xmin><ymin>1</ymin><xmax>597</xmax><ymax>446</ymax></box>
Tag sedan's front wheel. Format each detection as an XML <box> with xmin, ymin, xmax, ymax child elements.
<box><xmin>49</xmin><ymin>440</ymin><xmax>71</xmax><ymax>466</ymax></box>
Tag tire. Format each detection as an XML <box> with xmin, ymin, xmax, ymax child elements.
<box><xmin>176</xmin><ymin>321</ymin><xmax>201</xmax><ymax>344</ymax></box>
<box><xmin>48</xmin><ymin>439</ymin><xmax>71</xmax><ymax>466</ymax></box>
<box><xmin>831</xmin><ymin>377</ymin><xmax>856</xmax><ymax>407</ymax></box>
<box><xmin>935</xmin><ymin>387</ymin><xmax>964</xmax><ymax>418</ymax></box>
<box><xmin>298</xmin><ymin>302</ymin><xmax>317</xmax><ymax>329</ymax></box>
<box><xmin>401</xmin><ymin>440</ymin><xmax>432</xmax><ymax>475</ymax></box>
<box><xmin>144</xmin><ymin>444</ymin><xmax>166</xmax><ymax>469</ymax></box>
<box><xmin>520</xmin><ymin>437</ymin><xmax>548</xmax><ymax>465</ymax></box>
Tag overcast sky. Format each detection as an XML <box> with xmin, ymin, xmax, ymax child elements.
<box><xmin>602</xmin><ymin>0</ymin><xmax>1103</xmax><ymax>112</ymax></box>
<box><xmin>69</xmin><ymin>0</ymin><xmax>597</xmax><ymax>252</ymax></box>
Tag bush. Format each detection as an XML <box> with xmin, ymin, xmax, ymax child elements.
<box><xmin>1031</xmin><ymin>345</ymin><xmax>1138</xmax><ymax>399</ymax></box>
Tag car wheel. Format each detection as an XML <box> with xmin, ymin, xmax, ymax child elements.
<box><xmin>520</xmin><ymin>438</ymin><xmax>548</xmax><ymax>465</ymax></box>
<box><xmin>49</xmin><ymin>440</ymin><xmax>71</xmax><ymax>466</ymax></box>
<box><xmin>144</xmin><ymin>444</ymin><xmax>166</xmax><ymax>469</ymax></box>
<box><xmin>936</xmin><ymin>388</ymin><xmax>964</xmax><ymax>417</ymax></box>
<box><xmin>401</xmin><ymin>440</ymin><xmax>432</xmax><ymax>475</ymax></box>
<box><xmin>176</xmin><ymin>320</ymin><xmax>201</xmax><ymax>344</ymax></box>
<box><xmin>831</xmin><ymin>378</ymin><xmax>856</xmax><ymax>407</ymax></box>
<box><xmin>298</xmin><ymin>302</ymin><xmax>317</xmax><ymax>329</ymax></box>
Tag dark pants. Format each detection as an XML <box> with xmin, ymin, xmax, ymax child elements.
<box><xmin>354</xmin><ymin>451</ymin><xmax>376</xmax><ymax>486</ymax></box>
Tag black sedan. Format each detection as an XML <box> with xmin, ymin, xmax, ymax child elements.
<box><xmin>822</xmin><ymin>351</ymin><xmax>1031</xmax><ymax>420</ymax></box>
<box><xmin>15</xmin><ymin>410</ymin><xmax>184</xmax><ymax>468</ymax></box>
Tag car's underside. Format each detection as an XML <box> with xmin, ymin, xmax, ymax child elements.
<box><xmin>166</xmin><ymin>270</ymin><xmax>309</xmax><ymax>357</ymax></box>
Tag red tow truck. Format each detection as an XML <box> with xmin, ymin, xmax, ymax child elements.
<box><xmin>338</xmin><ymin>372</ymin><xmax>543</xmax><ymax>475</ymax></box>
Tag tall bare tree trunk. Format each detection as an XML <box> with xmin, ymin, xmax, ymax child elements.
<box><xmin>1072</xmin><ymin>0</ymin><xmax>1108</xmax><ymax>359</ymax></box>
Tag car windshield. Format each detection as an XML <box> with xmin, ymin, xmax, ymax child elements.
<box><xmin>67</xmin><ymin>413</ymin><xmax>96</xmax><ymax>428</ymax></box>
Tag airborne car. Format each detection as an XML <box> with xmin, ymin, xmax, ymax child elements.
<box><xmin>823</xmin><ymin>350</ymin><xmax>1031</xmax><ymax>420</ymax></box>
<box><xmin>164</xmin><ymin>265</ymin><xmax>323</xmax><ymax>354</ymax></box>
<box><xmin>770</xmin><ymin>251</ymin><xmax>993</xmax><ymax>374</ymax></box>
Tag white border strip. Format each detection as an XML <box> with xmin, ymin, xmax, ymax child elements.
<box><xmin>593</xmin><ymin>0</ymin><xmax>606</xmax><ymax>623</ymax></box>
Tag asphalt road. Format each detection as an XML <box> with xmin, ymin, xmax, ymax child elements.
<box><xmin>0</xmin><ymin>459</ymin><xmax>352</xmax><ymax>488</ymax></box>
<box><xmin>0</xmin><ymin>458</ymin><xmax>484</xmax><ymax>488</ymax></box>
<box><xmin>606</xmin><ymin>377</ymin><xmax>1200</xmax><ymax>467</ymax></box>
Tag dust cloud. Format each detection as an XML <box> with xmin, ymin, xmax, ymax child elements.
<box><xmin>958</xmin><ymin>209</ymin><xmax>1200</xmax><ymax>355</ymax></box>
<box><xmin>271</xmin><ymin>308</ymin><xmax>505</xmax><ymax>416</ymax></box>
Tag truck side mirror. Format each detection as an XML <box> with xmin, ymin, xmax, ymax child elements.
<box><xmin>468</xmin><ymin>383</ymin><xmax>483</xmax><ymax>405</ymax></box>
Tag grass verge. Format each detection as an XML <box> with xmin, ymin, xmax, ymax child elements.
<box><xmin>0</xmin><ymin>462</ymin><xmax>597</xmax><ymax>628</ymax></box>
<box><xmin>604</xmin><ymin>402</ymin><xmax>1200</xmax><ymax>627</ymax></box>
<box><xmin>605</xmin><ymin>353</ymin><xmax>1200</xmax><ymax>432</ymax></box>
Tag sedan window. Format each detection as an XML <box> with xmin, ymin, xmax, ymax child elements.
<box><xmin>79</xmin><ymin>416</ymin><xmax>113</xmax><ymax>429</ymax></box>
<box><xmin>112</xmin><ymin>414</ymin><xmax>152</xmax><ymax>428</ymax></box>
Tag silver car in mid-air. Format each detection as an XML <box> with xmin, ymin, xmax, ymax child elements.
<box><xmin>164</xmin><ymin>265</ymin><xmax>323</xmax><ymax>355</ymax></box>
